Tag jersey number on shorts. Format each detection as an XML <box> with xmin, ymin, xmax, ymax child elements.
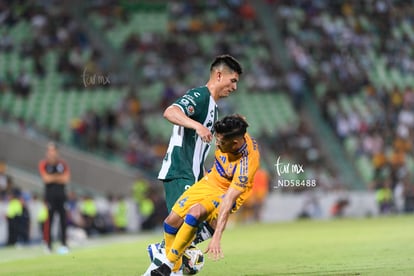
<box><xmin>178</xmin><ymin>196</ymin><xmax>189</xmax><ymax>208</ymax></box>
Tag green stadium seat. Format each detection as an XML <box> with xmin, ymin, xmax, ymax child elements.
<box><xmin>344</xmin><ymin>136</ymin><xmax>358</xmax><ymax>156</ymax></box>
<box><xmin>138</xmin><ymin>82</ymin><xmax>163</xmax><ymax>110</ymax></box>
<box><xmin>356</xmin><ymin>156</ymin><xmax>374</xmax><ymax>184</ymax></box>
<box><xmin>144</xmin><ymin>114</ymin><xmax>172</xmax><ymax>142</ymax></box>
<box><xmin>314</xmin><ymin>83</ymin><xmax>327</xmax><ymax>100</ymax></box>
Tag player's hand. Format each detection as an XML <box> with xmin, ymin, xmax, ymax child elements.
<box><xmin>205</xmin><ymin>238</ymin><xmax>224</xmax><ymax>260</ymax></box>
<box><xmin>196</xmin><ymin>125</ymin><xmax>212</xmax><ymax>143</ymax></box>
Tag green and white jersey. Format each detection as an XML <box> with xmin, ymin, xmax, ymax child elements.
<box><xmin>158</xmin><ymin>86</ymin><xmax>218</xmax><ymax>183</ymax></box>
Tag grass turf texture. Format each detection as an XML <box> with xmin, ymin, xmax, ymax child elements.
<box><xmin>0</xmin><ymin>215</ymin><xmax>413</xmax><ymax>275</ymax></box>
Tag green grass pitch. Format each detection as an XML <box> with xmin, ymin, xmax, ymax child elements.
<box><xmin>0</xmin><ymin>215</ymin><xmax>413</xmax><ymax>275</ymax></box>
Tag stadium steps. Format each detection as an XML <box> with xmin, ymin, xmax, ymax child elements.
<box><xmin>303</xmin><ymin>91</ymin><xmax>366</xmax><ymax>190</ymax></box>
<box><xmin>250</xmin><ymin>1</ymin><xmax>291</xmax><ymax>69</ymax></box>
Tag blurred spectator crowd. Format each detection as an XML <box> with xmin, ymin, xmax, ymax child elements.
<box><xmin>1</xmin><ymin>0</ymin><xmax>337</xmax><ymax>188</ymax></box>
<box><xmin>269</xmin><ymin>0</ymin><xmax>414</xmax><ymax>212</ymax></box>
<box><xmin>2</xmin><ymin>1</ymin><xmax>414</xmax><ymax>248</ymax></box>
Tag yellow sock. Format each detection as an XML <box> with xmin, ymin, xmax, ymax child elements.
<box><xmin>163</xmin><ymin>222</ymin><xmax>179</xmax><ymax>263</ymax></box>
<box><xmin>164</xmin><ymin>231</ymin><xmax>176</xmax><ymax>257</ymax></box>
<box><xmin>167</xmin><ymin>214</ymin><xmax>198</xmax><ymax>264</ymax></box>
<box><xmin>172</xmin><ymin>257</ymin><xmax>183</xmax><ymax>272</ymax></box>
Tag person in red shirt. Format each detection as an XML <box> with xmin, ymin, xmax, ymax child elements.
<box><xmin>38</xmin><ymin>142</ymin><xmax>71</xmax><ymax>253</ymax></box>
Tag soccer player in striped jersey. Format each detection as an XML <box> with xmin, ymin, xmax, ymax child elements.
<box><xmin>151</xmin><ymin>114</ymin><xmax>260</xmax><ymax>276</ymax></box>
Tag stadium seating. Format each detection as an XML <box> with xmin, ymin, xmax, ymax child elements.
<box><xmin>0</xmin><ymin>1</ymin><xmax>349</xmax><ymax>191</ymax></box>
<box><xmin>70</xmin><ymin>1</ymin><xmax>307</xmax><ymax>175</ymax></box>
<box><xmin>268</xmin><ymin>0</ymin><xmax>414</xmax><ymax>191</ymax></box>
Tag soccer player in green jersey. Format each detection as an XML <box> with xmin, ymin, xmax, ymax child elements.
<box><xmin>158</xmin><ymin>54</ymin><xmax>243</xmax><ymax>212</ymax></box>
<box><xmin>144</xmin><ymin>55</ymin><xmax>242</xmax><ymax>276</ymax></box>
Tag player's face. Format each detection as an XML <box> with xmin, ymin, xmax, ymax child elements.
<box><xmin>217</xmin><ymin>70</ymin><xmax>239</xmax><ymax>98</ymax></box>
<box><xmin>215</xmin><ymin>134</ymin><xmax>235</xmax><ymax>153</ymax></box>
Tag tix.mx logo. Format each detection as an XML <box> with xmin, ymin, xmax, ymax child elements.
<box><xmin>274</xmin><ymin>156</ymin><xmax>316</xmax><ymax>189</ymax></box>
<box><xmin>82</xmin><ymin>67</ymin><xmax>111</xmax><ymax>88</ymax></box>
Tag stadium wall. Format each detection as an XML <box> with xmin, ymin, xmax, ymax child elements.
<box><xmin>262</xmin><ymin>191</ymin><xmax>379</xmax><ymax>222</ymax></box>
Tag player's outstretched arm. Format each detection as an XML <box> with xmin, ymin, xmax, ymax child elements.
<box><xmin>205</xmin><ymin>187</ymin><xmax>242</xmax><ymax>260</ymax></box>
<box><xmin>164</xmin><ymin>105</ymin><xmax>212</xmax><ymax>142</ymax></box>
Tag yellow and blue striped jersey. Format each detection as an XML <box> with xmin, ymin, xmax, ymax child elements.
<box><xmin>206</xmin><ymin>133</ymin><xmax>260</xmax><ymax>211</ymax></box>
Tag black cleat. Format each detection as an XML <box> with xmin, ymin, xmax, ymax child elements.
<box><xmin>151</xmin><ymin>263</ymin><xmax>171</xmax><ymax>276</ymax></box>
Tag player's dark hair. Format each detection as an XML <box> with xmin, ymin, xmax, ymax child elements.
<box><xmin>214</xmin><ymin>114</ymin><xmax>248</xmax><ymax>139</ymax></box>
<box><xmin>210</xmin><ymin>54</ymin><xmax>243</xmax><ymax>75</ymax></box>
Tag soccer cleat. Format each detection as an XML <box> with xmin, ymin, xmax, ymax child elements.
<box><xmin>151</xmin><ymin>263</ymin><xmax>171</xmax><ymax>276</ymax></box>
<box><xmin>143</xmin><ymin>243</ymin><xmax>168</xmax><ymax>276</ymax></box>
<box><xmin>147</xmin><ymin>243</ymin><xmax>161</xmax><ymax>262</ymax></box>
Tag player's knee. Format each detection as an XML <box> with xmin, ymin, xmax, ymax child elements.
<box><xmin>187</xmin><ymin>204</ymin><xmax>207</xmax><ymax>221</ymax></box>
<box><xmin>165</xmin><ymin>211</ymin><xmax>183</xmax><ymax>228</ymax></box>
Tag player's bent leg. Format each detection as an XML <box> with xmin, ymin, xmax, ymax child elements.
<box><xmin>153</xmin><ymin>186</ymin><xmax>213</xmax><ymax>275</ymax></box>
<box><xmin>152</xmin><ymin>206</ymin><xmax>207</xmax><ymax>275</ymax></box>
<box><xmin>166</xmin><ymin>204</ymin><xmax>208</xmax><ymax>265</ymax></box>
<box><xmin>166</xmin><ymin>214</ymin><xmax>199</xmax><ymax>264</ymax></box>
<box><xmin>146</xmin><ymin>213</ymin><xmax>184</xmax><ymax>276</ymax></box>
<box><xmin>163</xmin><ymin>212</ymin><xmax>184</xmax><ymax>253</ymax></box>
<box><xmin>146</xmin><ymin>241</ymin><xmax>183</xmax><ymax>275</ymax></box>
